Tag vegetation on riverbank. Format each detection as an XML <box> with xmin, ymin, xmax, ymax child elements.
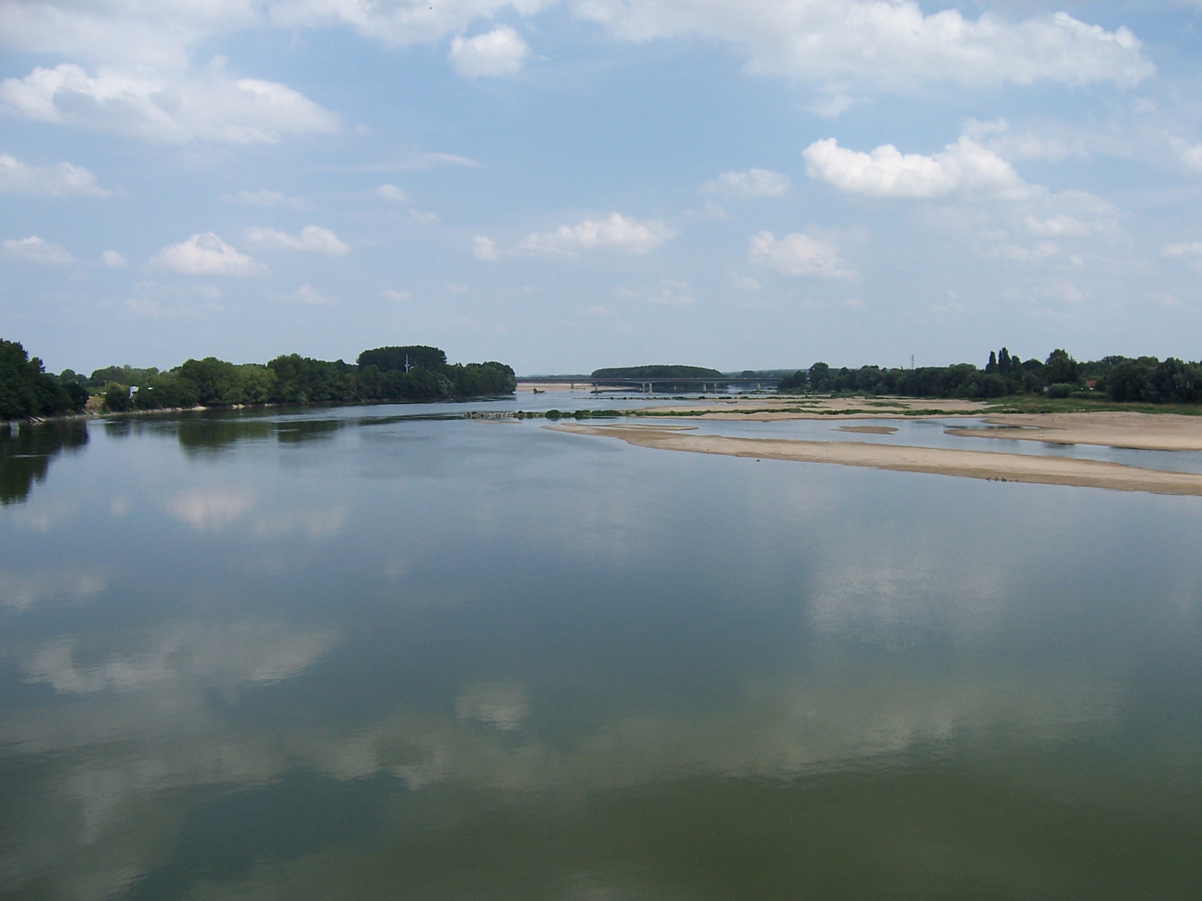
<box><xmin>780</xmin><ymin>349</ymin><xmax>1202</xmax><ymax>406</ymax></box>
<box><xmin>1</xmin><ymin>341</ymin><xmax>516</xmax><ymax>419</ymax></box>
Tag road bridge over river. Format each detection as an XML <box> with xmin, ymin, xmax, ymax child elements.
<box><xmin>517</xmin><ymin>376</ymin><xmax>781</xmax><ymax>394</ymax></box>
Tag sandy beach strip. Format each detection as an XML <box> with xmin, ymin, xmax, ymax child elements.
<box><xmin>944</xmin><ymin>411</ymin><xmax>1202</xmax><ymax>452</ymax></box>
<box><xmin>547</xmin><ymin>423</ymin><xmax>1202</xmax><ymax>496</ymax></box>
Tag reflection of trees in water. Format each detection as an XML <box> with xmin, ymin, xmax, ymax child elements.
<box><xmin>174</xmin><ymin>412</ymin><xmax>344</xmax><ymax>456</ymax></box>
<box><xmin>0</xmin><ymin>421</ymin><xmax>88</xmax><ymax>504</ymax></box>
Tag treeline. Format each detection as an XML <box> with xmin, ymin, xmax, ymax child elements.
<box><xmin>1</xmin><ymin>340</ymin><xmax>90</xmax><ymax>419</ymax></box>
<box><xmin>779</xmin><ymin>348</ymin><xmax>1202</xmax><ymax>405</ymax></box>
<box><xmin>1</xmin><ymin>340</ymin><xmax>515</xmax><ymax>418</ymax></box>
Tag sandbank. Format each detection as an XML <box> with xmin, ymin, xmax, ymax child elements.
<box><xmin>838</xmin><ymin>425</ymin><xmax>898</xmax><ymax>435</ymax></box>
<box><xmin>945</xmin><ymin>412</ymin><xmax>1202</xmax><ymax>453</ymax></box>
<box><xmin>547</xmin><ymin>423</ymin><xmax>1202</xmax><ymax>497</ymax></box>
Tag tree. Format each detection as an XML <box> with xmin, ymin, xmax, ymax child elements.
<box><xmin>104</xmin><ymin>383</ymin><xmax>132</xmax><ymax>412</ymax></box>
<box><xmin>809</xmin><ymin>362</ymin><xmax>831</xmax><ymax>391</ymax></box>
<box><xmin>1044</xmin><ymin>349</ymin><xmax>1079</xmax><ymax>386</ymax></box>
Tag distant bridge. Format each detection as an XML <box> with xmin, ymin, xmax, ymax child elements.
<box><xmin>517</xmin><ymin>376</ymin><xmax>780</xmax><ymax>394</ymax></box>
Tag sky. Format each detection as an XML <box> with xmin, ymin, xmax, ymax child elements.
<box><xmin>2</xmin><ymin>1</ymin><xmax>1202</xmax><ymax>375</ymax></box>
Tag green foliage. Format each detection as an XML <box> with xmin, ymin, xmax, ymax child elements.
<box><xmin>87</xmin><ymin>364</ymin><xmax>160</xmax><ymax>389</ymax></box>
<box><xmin>0</xmin><ymin>339</ymin><xmax>88</xmax><ymax>420</ymax></box>
<box><xmin>1043</xmin><ymin>349</ymin><xmax>1080</xmax><ymax>386</ymax></box>
<box><xmin>778</xmin><ymin>370</ymin><xmax>808</xmax><ymax>392</ymax></box>
<box><xmin>104</xmin><ymin>383</ymin><xmax>132</xmax><ymax>412</ymax></box>
<box><xmin>132</xmin><ymin>373</ymin><xmax>201</xmax><ymax>410</ymax></box>
<box><xmin>357</xmin><ymin>345</ymin><xmax>448</xmax><ymax>372</ymax></box>
<box><xmin>775</xmin><ymin>346</ymin><xmax>1202</xmax><ymax>406</ymax></box>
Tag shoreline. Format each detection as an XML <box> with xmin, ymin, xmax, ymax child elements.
<box><xmin>547</xmin><ymin>423</ymin><xmax>1202</xmax><ymax>497</ymax></box>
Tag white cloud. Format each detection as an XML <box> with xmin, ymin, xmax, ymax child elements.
<box><xmin>244</xmin><ymin>225</ymin><xmax>350</xmax><ymax>255</ymax></box>
<box><xmin>377</xmin><ymin>183</ymin><xmax>409</xmax><ymax>203</ymax></box>
<box><xmin>0</xmin><ymin>62</ymin><xmax>338</xmax><ymax>144</ymax></box>
<box><xmin>1162</xmin><ymin>242</ymin><xmax>1202</xmax><ymax>259</ymax></box>
<box><xmin>221</xmin><ymin>189</ymin><xmax>306</xmax><ymax>210</ymax></box>
<box><xmin>1175</xmin><ymin>141</ymin><xmax>1202</xmax><ymax>175</ymax></box>
<box><xmin>2</xmin><ymin>235</ymin><xmax>73</xmax><ymax>264</ymax></box>
<box><xmin>0</xmin><ymin>153</ymin><xmax>109</xmax><ymax>197</ymax></box>
<box><xmin>102</xmin><ymin>250</ymin><xmax>127</xmax><ymax>268</ymax></box>
<box><xmin>382</xmin><ymin>289</ymin><xmax>411</xmax><ymax>301</ymax></box>
<box><xmin>0</xmin><ymin>2</ymin><xmax>1150</xmax><ymax>125</ymax></box>
<box><xmin>647</xmin><ymin>278</ymin><xmax>695</xmax><ymax>305</ymax></box>
<box><xmin>369</xmin><ymin>149</ymin><xmax>479</xmax><ymax>171</ymax></box>
<box><xmin>964</xmin><ymin>118</ymin><xmax>1092</xmax><ymax>163</ymax></box>
<box><xmin>570</xmin><ymin>3</ymin><xmax>1152</xmax><ymax>94</ymax></box>
<box><xmin>295</xmin><ymin>283</ymin><xmax>334</xmax><ymax>305</ymax></box>
<box><xmin>748</xmin><ymin>230</ymin><xmax>855</xmax><ymax>279</ymax></box>
<box><xmin>701</xmin><ymin>168</ymin><xmax>791</xmax><ymax>197</ymax></box>
<box><xmin>518</xmin><ymin>212</ymin><xmax>675</xmax><ymax>256</ymax></box>
<box><xmin>803</xmin><ymin>136</ymin><xmax>1030</xmax><ymax>201</ymax></box>
<box><xmin>408</xmin><ymin>208</ymin><xmax>440</xmax><ymax>224</ymax></box>
<box><xmin>472</xmin><ymin>235</ymin><xmax>500</xmax><ymax>261</ymax></box>
<box><xmin>449</xmin><ymin>25</ymin><xmax>530</xmax><ymax>78</ymax></box>
<box><xmin>1022</xmin><ymin>215</ymin><xmax>1090</xmax><ymax>238</ymax></box>
<box><xmin>152</xmin><ymin>233</ymin><xmax>267</xmax><ymax>276</ymax></box>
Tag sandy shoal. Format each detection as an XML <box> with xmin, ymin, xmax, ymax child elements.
<box><xmin>547</xmin><ymin>423</ymin><xmax>1202</xmax><ymax>497</ymax></box>
<box><xmin>637</xmin><ymin>396</ymin><xmax>988</xmax><ymax>420</ymax></box>
<box><xmin>944</xmin><ymin>412</ymin><xmax>1202</xmax><ymax>452</ymax></box>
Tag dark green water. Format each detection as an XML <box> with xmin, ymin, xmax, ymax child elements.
<box><xmin>2</xmin><ymin>406</ymin><xmax>1201</xmax><ymax>900</ymax></box>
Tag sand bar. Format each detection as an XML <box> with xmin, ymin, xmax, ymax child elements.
<box><xmin>547</xmin><ymin>423</ymin><xmax>1202</xmax><ymax>496</ymax></box>
<box><xmin>838</xmin><ymin>425</ymin><xmax>898</xmax><ymax>435</ymax></box>
<box><xmin>944</xmin><ymin>412</ymin><xmax>1202</xmax><ymax>452</ymax></box>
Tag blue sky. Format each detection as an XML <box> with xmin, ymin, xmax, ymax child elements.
<box><xmin>2</xmin><ymin>0</ymin><xmax>1202</xmax><ymax>374</ymax></box>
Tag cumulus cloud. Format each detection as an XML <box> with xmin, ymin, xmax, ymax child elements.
<box><xmin>152</xmin><ymin>233</ymin><xmax>267</xmax><ymax>276</ymax></box>
<box><xmin>0</xmin><ymin>62</ymin><xmax>338</xmax><ymax>143</ymax></box>
<box><xmin>570</xmin><ymin>2</ymin><xmax>1152</xmax><ymax>93</ymax></box>
<box><xmin>1161</xmin><ymin>242</ymin><xmax>1202</xmax><ymax>260</ymax></box>
<box><xmin>102</xmin><ymin>250</ymin><xmax>127</xmax><ymax>268</ymax></box>
<box><xmin>518</xmin><ymin>212</ymin><xmax>675</xmax><ymax>256</ymax></box>
<box><xmin>377</xmin><ymin>183</ymin><xmax>409</xmax><ymax>203</ymax></box>
<box><xmin>472</xmin><ymin>235</ymin><xmax>500</xmax><ymax>261</ymax></box>
<box><xmin>1022</xmin><ymin>215</ymin><xmax>1091</xmax><ymax>238</ymax></box>
<box><xmin>2</xmin><ymin>235</ymin><xmax>73</xmax><ymax>264</ymax></box>
<box><xmin>701</xmin><ymin>168</ymin><xmax>791</xmax><ymax>197</ymax></box>
<box><xmin>647</xmin><ymin>278</ymin><xmax>695</xmax><ymax>305</ymax></box>
<box><xmin>803</xmin><ymin>136</ymin><xmax>1030</xmax><ymax>201</ymax></box>
<box><xmin>1176</xmin><ymin>141</ymin><xmax>1202</xmax><ymax>175</ymax></box>
<box><xmin>449</xmin><ymin>25</ymin><xmax>530</xmax><ymax>78</ymax></box>
<box><xmin>408</xmin><ymin>208</ymin><xmax>440</xmax><ymax>224</ymax></box>
<box><xmin>295</xmin><ymin>283</ymin><xmax>334</xmax><ymax>305</ymax></box>
<box><xmin>221</xmin><ymin>189</ymin><xmax>306</xmax><ymax>210</ymax></box>
<box><xmin>0</xmin><ymin>2</ymin><xmax>1151</xmax><ymax>124</ymax></box>
<box><xmin>748</xmin><ymin>230</ymin><xmax>855</xmax><ymax>279</ymax></box>
<box><xmin>0</xmin><ymin>153</ymin><xmax>109</xmax><ymax>197</ymax></box>
<box><xmin>244</xmin><ymin>225</ymin><xmax>350</xmax><ymax>255</ymax></box>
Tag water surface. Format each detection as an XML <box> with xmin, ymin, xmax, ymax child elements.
<box><xmin>2</xmin><ymin>405</ymin><xmax>1200</xmax><ymax>899</ymax></box>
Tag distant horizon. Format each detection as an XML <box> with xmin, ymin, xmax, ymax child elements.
<box><xmin>5</xmin><ymin>2</ymin><xmax>1202</xmax><ymax>375</ymax></box>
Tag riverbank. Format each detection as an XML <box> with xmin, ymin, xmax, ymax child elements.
<box><xmin>547</xmin><ymin>422</ymin><xmax>1202</xmax><ymax>497</ymax></box>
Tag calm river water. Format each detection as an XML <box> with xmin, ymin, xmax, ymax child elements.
<box><xmin>2</xmin><ymin>403</ymin><xmax>1201</xmax><ymax>899</ymax></box>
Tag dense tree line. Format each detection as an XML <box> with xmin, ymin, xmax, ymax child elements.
<box><xmin>0</xmin><ymin>340</ymin><xmax>89</xmax><ymax>419</ymax></box>
<box><xmin>2</xmin><ymin>340</ymin><xmax>515</xmax><ymax>418</ymax></box>
<box><xmin>779</xmin><ymin>348</ymin><xmax>1202</xmax><ymax>405</ymax></box>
